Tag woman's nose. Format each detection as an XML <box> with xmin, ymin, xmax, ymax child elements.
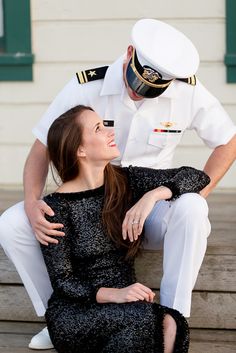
<box><xmin>107</xmin><ymin>128</ymin><xmax>115</xmax><ymax>137</ymax></box>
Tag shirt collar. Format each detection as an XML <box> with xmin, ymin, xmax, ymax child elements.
<box><xmin>159</xmin><ymin>81</ymin><xmax>177</xmax><ymax>98</ymax></box>
<box><xmin>100</xmin><ymin>54</ymin><xmax>125</xmax><ymax>96</ymax></box>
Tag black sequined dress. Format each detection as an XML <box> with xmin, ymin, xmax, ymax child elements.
<box><xmin>41</xmin><ymin>166</ymin><xmax>210</xmax><ymax>353</ymax></box>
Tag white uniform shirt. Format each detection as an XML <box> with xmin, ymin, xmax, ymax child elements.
<box><xmin>33</xmin><ymin>55</ymin><xmax>236</xmax><ymax>169</ymax></box>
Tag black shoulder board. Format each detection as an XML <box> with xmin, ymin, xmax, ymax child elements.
<box><xmin>76</xmin><ymin>66</ymin><xmax>109</xmax><ymax>84</ymax></box>
<box><xmin>177</xmin><ymin>75</ymin><xmax>196</xmax><ymax>86</ymax></box>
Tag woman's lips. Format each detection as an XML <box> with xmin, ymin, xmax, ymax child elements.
<box><xmin>108</xmin><ymin>140</ymin><xmax>116</xmax><ymax>147</ymax></box>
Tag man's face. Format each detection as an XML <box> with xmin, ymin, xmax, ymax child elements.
<box><xmin>123</xmin><ymin>46</ymin><xmax>144</xmax><ymax>101</ymax></box>
<box><xmin>123</xmin><ymin>46</ymin><xmax>172</xmax><ymax>99</ymax></box>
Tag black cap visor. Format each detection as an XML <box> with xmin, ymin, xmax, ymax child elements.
<box><xmin>126</xmin><ymin>63</ymin><xmax>168</xmax><ymax>98</ymax></box>
<box><xmin>126</xmin><ymin>50</ymin><xmax>173</xmax><ymax>98</ymax></box>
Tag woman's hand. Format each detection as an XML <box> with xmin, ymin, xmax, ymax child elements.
<box><xmin>96</xmin><ymin>283</ymin><xmax>155</xmax><ymax>304</ymax></box>
<box><xmin>122</xmin><ymin>186</ymin><xmax>172</xmax><ymax>242</ymax></box>
<box><xmin>25</xmin><ymin>199</ymin><xmax>65</xmax><ymax>245</ymax></box>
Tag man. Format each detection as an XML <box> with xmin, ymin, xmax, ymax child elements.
<box><xmin>0</xmin><ymin>19</ymin><xmax>236</xmax><ymax>350</ymax></box>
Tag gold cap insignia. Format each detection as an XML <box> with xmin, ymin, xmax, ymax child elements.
<box><xmin>142</xmin><ymin>68</ymin><xmax>160</xmax><ymax>83</ymax></box>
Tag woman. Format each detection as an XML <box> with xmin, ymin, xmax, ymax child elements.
<box><xmin>41</xmin><ymin>105</ymin><xmax>210</xmax><ymax>353</ymax></box>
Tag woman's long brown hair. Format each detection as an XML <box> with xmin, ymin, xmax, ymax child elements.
<box><xmin>47</xmin><ymin>105</ymin><xmax>141</xmax><ymax>258</ymax></box>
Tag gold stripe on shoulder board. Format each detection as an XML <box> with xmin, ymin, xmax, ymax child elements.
<box><xmin>191</xmin><ymin>75</ymin><xmax>196</xmax><ymax>85</ymax></box>
<box><xmin>82</xmin><ymin>71</ymin><xmax>88</xmax><ymax>83</ymax></box>
<box><xmin>77</xmin><ymin>71</ymin><xmax>85</xmax><ymax>84</ymax></box>
<box><xmin>77</xmin><ymin>71</ymin><xmax>88</xmax><ymax>84</ymax></box>
<box><xmin>189</xmin><ymin>75</ymin><xmax>196</xmax><ymax>85</ymax></box>
<box><xmin>76</xmin><ymin>66</ymin><xmax>108</xmax><ymax>84</ymax></box>
<box><xmin>178</xmin><ymin>75</ymin><xmax>196</xmax><ymax>86</ymax></box>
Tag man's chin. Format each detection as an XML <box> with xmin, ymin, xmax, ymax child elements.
<box><xmin>131</xmin><ymin>95</ymin><xmax>143</xmax><ymax>101</ymax></box>
<box><xmin>127</xmin><ymin>88</ymin><xmax>144</xmax><ymax>101</ymax></box>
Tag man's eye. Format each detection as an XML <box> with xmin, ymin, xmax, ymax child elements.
<box><xmin>95</xmin><ymin>125</ymin><xmax>100</xmax><ymax>132</ymax></box>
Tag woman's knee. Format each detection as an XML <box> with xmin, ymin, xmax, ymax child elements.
<box><xmin>163</xmin><ymin>309</ymin><xmax>190</xmax><ymax>353</ymax></box>
<box><xmin>163</xmin><ymin>314</ymin><xmax>177</xmax><ymax>336</ymax></box>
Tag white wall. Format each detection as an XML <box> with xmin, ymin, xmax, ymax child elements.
<box><xmin>0</xmin><ymin>0</ymin><xmax>235</xmax><ymax>188</ymax></box>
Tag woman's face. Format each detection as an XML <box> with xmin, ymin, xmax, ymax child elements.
<box><xmin>78</xmin><ymin>109</ymin><xmax>120</xmax><ymax>163</ymax></box>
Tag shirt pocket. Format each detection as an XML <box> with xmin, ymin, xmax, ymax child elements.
<box><xmin>148</xmin><ymin>131</ymin><xmax>168</xmax><ymax>149</ymax></box>
<box><xmin>148</xmin><ymin>130</ymin><xmax>184</xmax><ymax>149</ymax></box>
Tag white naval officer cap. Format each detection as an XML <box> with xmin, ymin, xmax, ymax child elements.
<box><xmin>126</xmin><ymin>18</ymin><xmax>200</xmax><ymax>98</ymax></box>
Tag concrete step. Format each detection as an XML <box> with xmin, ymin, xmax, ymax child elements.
<box><xmin>0</xmin><ymin>322</ymin><xmax>235</xmax><ymax>353</ymax></box>
<box><xmin>0</xmin><ymin>190</ymin><xmax>235</xmax><ymax>350</ymax></box>
<box><xmin>0</xmin><ymin>284</ymin><xmax>235</xmax><ymax>329</ymax></box>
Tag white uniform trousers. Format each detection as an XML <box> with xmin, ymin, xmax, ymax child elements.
<box><xmin>0</xmin><ymin>193</ymin><xmax>210</xmax><ymax>317</ymax></box>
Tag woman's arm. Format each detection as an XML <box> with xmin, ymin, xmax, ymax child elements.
<box><xmin>40</xmin><ymin>199</ymin><xmax>98</xmax><ymax>304</ymax></box>
<box><xmin>122</xmin><ymin>186</ymin><xmax>172</xmax><ymax>241</ymax></box>
<box><xmin>125</xmin><ymin>165</ymin><xmax>210</xmax><ymax>201</ymax></box>
<box><xmin>96</xmin><ymin>283</ymin><xmax>155</xmax><ymax>304</ymax></box>
<box><xmin>122</xmin><ymin>166</ymin><xmax>210</xmax><ymax>241</ymax></box>
<box><xmin>42</xmin><ymin>198</ymin><xmax>156</xmax><ymax>304</ymax></box>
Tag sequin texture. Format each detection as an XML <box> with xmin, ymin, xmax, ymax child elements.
<box><xmin>41</xmin><ymin>166</ymin><xmax>210</xmax><ymax>353</ymax></box>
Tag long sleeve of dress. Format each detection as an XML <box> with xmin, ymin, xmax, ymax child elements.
<box><xmin>40</xmin><ymin>199</ymin><xmax>98</xmax><ymax>304</ymax></box>
<box><xmin>124</xmin><ymin>165</ymin><xmax>210</xmax><ymax>201</ymax></box>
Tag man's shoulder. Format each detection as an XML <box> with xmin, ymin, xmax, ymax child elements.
<box><xmin>172</xmin><ymin>76</ymin><xmax>215</xmax><ymax>103</ymax></box>
<box><xmin>177</xmin><ymin>75</ymin><xmax>197</xmax><ymax>86</ymax></box>
<box><xmin>76</xmin><ymin>66</ymin><xmax>109</xmax><ymax>85</ymax></box>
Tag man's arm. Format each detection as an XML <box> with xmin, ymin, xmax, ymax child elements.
<box><xmin>201</xmin><ymin>134</ymin><xmax>236</xmax><ymax>198</ymax></box>
<box><xmin>23</xmin><ymin>139</ymin><xmax>65</xmax><ymax>245</ymax></box>
<box><xmin>23</xmin><ymin>139</ymin><xmax>48</xmax><ymax>204</ymax></box>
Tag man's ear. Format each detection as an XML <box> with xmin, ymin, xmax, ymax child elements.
<box><xmin>77</xmin><ymin>147</ymin><xmax>86</xmax><ymax>158</ymax></box>
<box><xmin>126</xmin><ymin>45</ymin><xmax>133</xmax><ymax>60</ymax></box>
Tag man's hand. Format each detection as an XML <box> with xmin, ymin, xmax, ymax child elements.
<box><xmin>25</xmin><ymin>200</ymin><xmax>65</xmax><ymax>246</ymax></box>
<box><xmin>96</xmin><ymin>283</ymin><xmax>155</xmax><ymax>304</ymax></box>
